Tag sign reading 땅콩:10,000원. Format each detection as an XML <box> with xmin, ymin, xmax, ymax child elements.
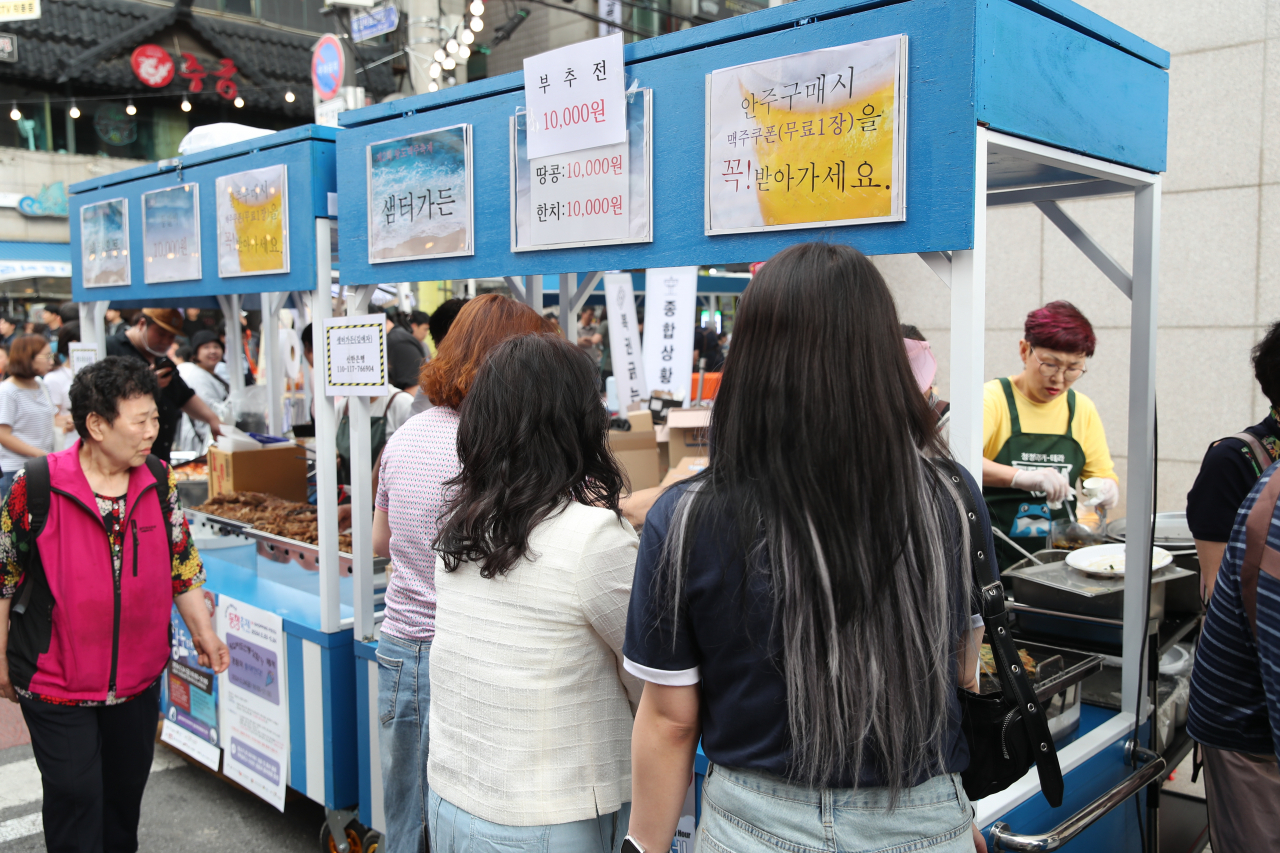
<box><xmin>705</xmin><ymin>35</ymin><xmax>908</xmax><ymax>235</ymax></box>
<box><xmin>367</xmin><ymin>124</ymin><xmax>473</xmax><ymax>262</ymax></box>
<box><xmin>80</xmin><ymin>197</ymin><xmax>130</xmax><ymax>288</ymax></box>
<box><xmin>216</xmin><ymin>165</ymin><xmax>289</xmax><ymax>277</ymax></box>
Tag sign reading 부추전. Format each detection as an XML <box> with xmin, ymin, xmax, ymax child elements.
<box><xmin>705</xmin><ymin>35</ymin><xmax>908</xmax><ymax>234</ymax></box>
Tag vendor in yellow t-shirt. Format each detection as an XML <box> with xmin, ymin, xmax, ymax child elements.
<box><xmin>983</xmin><ymin>301</ymin><xmax>1120</xmax><ymax>569</ymax></box>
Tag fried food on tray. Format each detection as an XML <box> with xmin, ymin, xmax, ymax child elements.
<box><xmin>173</xmin><ymin>461</ymin><xmax>208</xmax><ymax>481</ymax></box>
<box><xmin>979</xmin><ymin>644</ymin><xmax>1038</xmax><ymax>679</ymax></box>
<box><xmin>196</xmin><ymin>491</ymin><xmax>354</xmax><ymax>552</ymax></box>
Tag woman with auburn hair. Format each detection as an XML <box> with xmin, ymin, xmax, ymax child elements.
<box><xmin>371</xmin><ymin>293</ymin><xmax>546</xmax><ymax>853</ymax></box>
<box><xmin>980</xmin><ymin>300</ymin><xmax>1119</xmax><ymax>568</ymax></box>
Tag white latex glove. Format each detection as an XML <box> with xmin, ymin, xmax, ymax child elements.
<box><xmin>1011</xmin><ymin>467</ymin><xmax>1071</xmax><ymax>504</ymax></box>
<box><xmin>1083</xmin><ymin>477</ymin><xmax>1120</xmax><ymax>510</ymax></box>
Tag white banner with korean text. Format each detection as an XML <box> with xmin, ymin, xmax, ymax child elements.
<box><xmin>604</xmin><ymin>273</ymin><xmax>646</xmax><ymax>406</ymax></box>
<box><xmin>641</xmin><ymin>267</ymin><xmax>698</xmax><ymax>401</ymax></box>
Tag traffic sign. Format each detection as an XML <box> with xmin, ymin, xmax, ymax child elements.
<box><xmin>351</xmin><ymin>4</ymin><xmax>398</xmax><ymax>43</ymax></box>
<box><xmin>312</xmin><ymin>34</ymin><xmax>345</xmax><ymax>101</ymax></box>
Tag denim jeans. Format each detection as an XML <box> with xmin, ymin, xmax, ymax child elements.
<box><xmin>0</xmin><ymin>468</ymin><xmax>18</xmax><ymax>499</ymax></box>
<box><xmin>696</xmin><ymin>764</ymin><xmax>975</xmax><ymax>853</ymax></box>
<box><xmin>377</xmin><ymin>633</ymin><xmax>433</xmax><ymax>853</ymax></box>
<box><xmin>428</xmin><ymin>789</ymin><xmax>631</xmax><ymax>853</ymax></box>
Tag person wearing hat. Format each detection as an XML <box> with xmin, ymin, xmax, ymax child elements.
<box><xmin>106</xmin><ymin>309</ymin><xmax>223</xmax><ymax>463</ymax></box>
<box><xmin>174</xmin><ymin>330</ymin><xmax>231</xmax><ymax>454</ymax></box>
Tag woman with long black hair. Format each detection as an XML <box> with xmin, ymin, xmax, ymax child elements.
<box><xmin>428</xmin><ymin>333</ymin><xmax>642</xmax><ymax>853</ymax></box>
<box><xmin>621</xmin><ymin>242</ymin><xmax>994</xmax><ymax>853</ymax></box>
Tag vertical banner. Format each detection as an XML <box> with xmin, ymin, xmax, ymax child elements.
<box><xmin>161</xmin><ymin>592</ymin><xmax>221</xmax><ymax>770</ymax></box>
<box><xmin>705</xmin><ymin>35</ymin><xmax>908</xmax><ymax>234</ymax></box>
<box><xmin>604</xmin><ymin>273</ymin><xmax>646</xmax><ymax>406</ymax></box>
<box><xmin>641</xmin><ymin>267</ymin><xmax>698</xmax><ymax>400</ymax></box>
<box><xmin>218</xmin><ymin>596</ymin><xmax>289</xmax><ymax>811</ymax></box>
<box><xmin>216</xmin><ymin>164</ymin><xmax>290</xmax><ymax>277</ymax></box>
<box><xmin>597</xmin><ymin>0</ymin><xmax>622</xmax><ymax>36</ymax></box>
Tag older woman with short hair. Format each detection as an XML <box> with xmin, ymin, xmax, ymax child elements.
<box><xmin>372</xmin><ymin>294</ymin><xmax>548</xmax><ymax>853</ymax></box>
<box><xmin>0</xmin><ymin>356</ymin><xmax>228</xmax><ymax>853</ymax></box>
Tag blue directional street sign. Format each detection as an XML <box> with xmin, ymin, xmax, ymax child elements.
<box><xmin>351</xmin><ymin>4</ymin><xmax>399</xmax><ymax>43</ymax></box>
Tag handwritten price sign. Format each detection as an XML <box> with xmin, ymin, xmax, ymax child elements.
<box><xmin>529</xmin><ymin>139</ymin><xmax>629</xmax><ymax>245</ymax></box>
<box><xmin>523</xmin><ymin>32</ymin><xmax>625</xmax><ymax>159</ymax></box>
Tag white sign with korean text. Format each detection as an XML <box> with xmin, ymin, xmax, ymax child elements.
<box><xmin>641</xmin><ymin>267</ymin><xmax>698</xmax><ymax>400</ymax></box>
<box><xmin>605</xmin><ymin>272</ymin><xmax>646</xmax><ymax>406</ymax></box>
<box><xmin>523</xmin><ymin>33</ymin><xmax>625</xmax><ymax>159</ymax></box>
<box><xmin>322</xmin><ymin>315</ymin><xmax>387</xmax><ymax>396</ymax></box>
<box><xmin>68</xmin><ymin>342</ymin><xmax>96</xmax><ymax>375</ymax></box>
<box><xmin>529</xmin><ymin>141</ymin><xmax>629</xmax><ymax>245</ymax></box>
<box><xmin>705</xmin><ymin>35</ymin><xmax>908</xmax><ymax>234</ymax></box>
<box><xmin>597</xmin><ymin>0</ymin><xmax>621</xmax><ymax>36</ymax></box>
<box><xmin>0</xmin><ymin>0</ymin><xmax>39</xmax><ymax>23</ymax></box>
<box><xmin>218</xmin><ymin>596</ymin><xmax>289</xmax><ymax>812</ymax></box>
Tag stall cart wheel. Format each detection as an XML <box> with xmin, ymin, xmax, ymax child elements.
<box><xmin>319</xmin><ymin>823</ymin><xmax>363</xmax><ymax>853</ymax></box>
<box><xmin>362</xmin><ymin>830</ymin><xmax>382</xmax><ymax>853</ymax></box>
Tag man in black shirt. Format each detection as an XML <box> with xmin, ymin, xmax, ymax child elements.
<box><xmin>383</xmin><ymin>306</ymin><xmax>427</xmax><ymax>392</ymax></box>
<box><xmin>1187</xmin><ymin>319</ymin><xmax>1280</xmax><ymax>596</ymax></box>
<box><xmin>105</xmin><ymin>308</ymin><xmax>224</xmax><ymax>463</ymax></box>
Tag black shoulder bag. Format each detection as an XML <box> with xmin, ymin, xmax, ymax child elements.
<box><xmin>936</xmin><ymin>458</ymin><xmax>1064</xmax><ymax>809</ymax></box>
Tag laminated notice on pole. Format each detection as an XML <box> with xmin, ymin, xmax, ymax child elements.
<box><xmin>641</xmin><ymin>267</ymin><xmax>698</xmax><ymax>401</ymax></box>
<box><xmin>68</xmin><ymin>342</ymin><xmax>97</xmax><ymax>375</ymax></box>
<box><xmin>523</xmin><ymin>32</ymin><xmax>625</xmax><ymax>159</ymax></box>
<box><xmin>322</xmin><ymin>314</ymin><xmax>387</xmax><ymax>396</ymax></box>
<box><xmin>161</xmin><ymin>592</ymin><xmax>221</xmax><ymax>771</ymax></box>
<box><xmin>218</xmin><ymin>596</ymin><xmax>289</xmax><ymax>811</ymax></box>
<box><xmin>604</xmin><ymin>272</ymin><xmax>646</xmax><ymax>406</ymax></box>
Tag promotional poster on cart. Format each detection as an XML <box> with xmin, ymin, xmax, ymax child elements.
<box><xmin>160</xmin><ymin>590</ymin><xmax>221</xmax><ymax>770</ymax></box>
<box><xmin>218</xmin><ymin>597</ymin><xmax>290</xmax><ymax>811</ymax></box>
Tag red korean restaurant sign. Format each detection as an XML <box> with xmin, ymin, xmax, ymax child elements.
<box><xmin>130</xmin><ymin>44</ymin><xmax>239</xmax><ymax>100</ymax></box>
<box><xmin>131</xmin><ymin>44</ymin><xmax>175</xmax><ymax>88</ymax></box>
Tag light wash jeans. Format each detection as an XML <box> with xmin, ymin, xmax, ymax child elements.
<box><xmin>428</xmin><ymin>790</ymin><xmax>631</xmax><ymax>853</ymax></box>
<box><xmin>377</xmin><ymin>633</ymin><xmax>433</xmax><ymax>853</ymax></box>
<box><xmin>696</xmin><ymin>764</ymin><xmax>976</xmax><ymax>853</ymax></box>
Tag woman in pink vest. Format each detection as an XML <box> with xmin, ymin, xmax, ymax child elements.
<box><xmin>0</xmin><ymin>356</ymin><xmax>228</xmax><ymax>853</ymax></box>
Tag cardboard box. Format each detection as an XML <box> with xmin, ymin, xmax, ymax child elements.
<box><xmin>662</xmin><ymin>455</ymin><xmax>708</xmax><ymax>489</ymax></box>
<box><xmin>626</xmin><ymin>410</ymin><xmax>654</xmax><ymax>432</ymax></box>
<box><xmin>608</xmin><ymin>429</ymin><xmax>660</xmax><ymax>492</ymax></box>
<box><xmin>208</xmin><ymin>444</ymin><xmax>309</xmax><ymax>502</ymax></box>
<box><xmin>665</xmin><ymin>407</ymin><xmax>711</xmax><ymax>471</ymax></box>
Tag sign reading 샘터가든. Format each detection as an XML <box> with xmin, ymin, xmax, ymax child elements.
<box><xmin>523</xmin><ymin>33</ymin><xmax>625</xmax><ymax>160</ymax></box>
<box><xmin>705</xmin><ymin>35</ymin><xmax>908</xmax><ymax>234</ymax></box>
<box><xmin>641</xmin><ymin>267</ymin><xmax>698</xmax><ymax>401</ymax></box>
<box><xmin>367</xmin><ymin>125</ymin><xmax>473</xmax><ymax>262</ymax></box>
<box><xmin>322</xmin><ymin>315</ymin><xmax>387</xmax><ymax>397</ymax></box>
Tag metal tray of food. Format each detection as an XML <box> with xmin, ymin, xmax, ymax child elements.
<box><xmin>979</xmin><ymin>641</ymin><xmax>1103</xmax><ymax>742</ymax></box>
<box><xmin>185</xmin><ymin>507</ymin><xmax>388</xmax><ymax>578</ymax></box>
<box><xmin>1005</xmin><ymin>559</ymin><xmax>1194</xmax><ymax>620</ymax></box>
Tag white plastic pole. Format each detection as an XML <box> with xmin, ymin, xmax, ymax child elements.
<box><xmin>313</xmin><ymin>219</ymin><xmax>342</xmax><ymax>633</ymax></box>
<box><xmin>346</xmin><ymin>284</ymin><xmax>378</xmax><ymax>643</ymax></box>
<box><xmin>263</xmin><ymin>292</ymin><xmax>284</xmax><ymax>435</ymax></box>
<box><xmin>948</xmin><ymin>125</ymin><xmax>988</xmax><ymax>482</ymax></box>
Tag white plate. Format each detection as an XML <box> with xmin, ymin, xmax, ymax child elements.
<box><xmin>1065</xmin><ymin>543</ymin><xmax>1173</xmax><ymax>577</ymax></box>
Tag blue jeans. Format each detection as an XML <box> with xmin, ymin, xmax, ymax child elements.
<box><xmin>0</xmin><ymin>468</ymin><xmax>18</xmax><ymax>499</ymax></box>
<box><xmin>377</xmin><ymin>633</ymin><xmax>433</xmax><ymax>853</ymax></box>
<box><xmin>697</xmin><ymin>764</ymin><xmax>975</xmax><ymax>853</ymax></box>
<box><xmin>428</xmin><ymin>790</ymin><xmax>631</xmax><ymax>853</ymax></box>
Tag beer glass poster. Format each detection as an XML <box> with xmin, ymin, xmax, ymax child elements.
<box><xmin>80</xmin><ymin>198</ymin><xmax>130</xmax><ymax>287</ymax></box>
<box><xmin>142</xmin><ymin>183</ymin><xmax>201</xmax><ymax>284</ymax></box>
<box><xmin>216</xmin><ymin>164</ymin><xmax>290</xmax><ymax>277</ymax></box>
<box><xmin>705</xmin><ymin>35</ymin><xmax>908</xmax><ymax>235</ymax></box>
<box><xmin>367</xmin><ymin>124</ymin><xmax>473</xmax><ymax>262</ymax></box>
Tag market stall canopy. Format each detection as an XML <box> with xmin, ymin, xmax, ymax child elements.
<box><xmin>0</xmin><ymin>240</ymin><xmax>71</xmax><ymax>283</ymax></box>
<box><xmin>333</xmin><ymin>0</ymin><xmax>1169</xmax><ymax>283</ymax></box>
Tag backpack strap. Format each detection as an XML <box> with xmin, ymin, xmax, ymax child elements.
<box><xmin>1233</xmin><ymin>432</ymin><xmax>1274</xmax><ymax>476</ymax></box>
<box><xmin>12</xmin><ymin>457</ymin><xmax>51</xmax><ymax>615</ymax></box>
<box><xmin>1240</xmin><ymin>468</ymin><xmax>1280</xmax><ymax>637</ymax></box>
<box><xmin>144</xmin><ymin>454</ymin><xmax>173</xmax><ymax>546</ymax></box>
<box><xmin>936</xmin><ymin>457</ymin><xmax>1065</xmax><ymax>808</ymax></box>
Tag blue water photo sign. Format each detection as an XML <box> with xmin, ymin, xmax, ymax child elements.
<box><xmin>142</xmin><ymin>183</ymin><xmax>202</xmax><ymax>284</ymax></box>
<box><xmin>80</xmin><ymin>197</ymin><xmax>129</xmax><ymax>287</ymax></box>
<box><xmin>366</xmin><ymin>123</ymin><xmax>473</xmax><ymax>262</ymax></box>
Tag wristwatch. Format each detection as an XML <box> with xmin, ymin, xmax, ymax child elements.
<box><xmin>620</xmin><ymin>836</ymin><xmax>645</xmax><ymax>853</ymax></box>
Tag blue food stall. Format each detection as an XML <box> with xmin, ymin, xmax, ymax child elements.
<box><xmin>69</xmin><ymin>126</ymin><xmax>377</xmax><ymax>852</ymax></box>
<box><xmin>334</xmin><ymin>0</ymin><xmax>1178</xmax><ymax>848</ymax></box>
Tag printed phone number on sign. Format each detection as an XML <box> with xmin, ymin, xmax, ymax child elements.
<box><xmin>536</xmin><ymin>196</ymin><xmax>624</xmax><ymax>223</ymax></box>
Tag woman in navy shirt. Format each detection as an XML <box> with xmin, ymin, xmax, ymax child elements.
<box><xmin>622</xmin><ymin>243</ymin><xmax>992</xmax><ymax>853</ymax></box>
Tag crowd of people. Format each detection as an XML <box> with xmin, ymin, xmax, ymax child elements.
<box><xmin>2</xmin><ymin>242</ymin><xmax>1280</xmax><ymax>853</ymax></box>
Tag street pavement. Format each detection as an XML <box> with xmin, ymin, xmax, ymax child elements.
<box><xmin>0</xmin><ymin>698</ymin><xmax>328</xmax><ymax>852</ymax></box>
